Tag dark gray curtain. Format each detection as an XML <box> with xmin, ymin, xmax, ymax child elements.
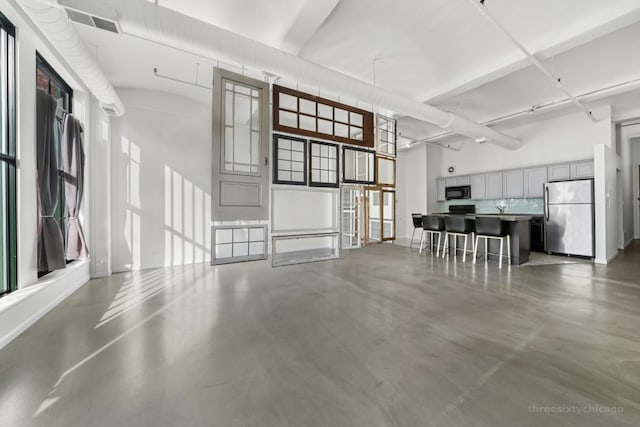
<box><xmin>37</xmin><ymin>89</ymin><xmax>65</xmax><ymax>271</ymax></box>
<box><xmin>62</xmin><ymin>114</ymin><xmax>89</xmax><ymax>259</ymax></box>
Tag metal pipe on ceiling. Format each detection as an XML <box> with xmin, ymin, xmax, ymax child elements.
<box><xmin>399</xmin><ymin>75</ymin><xmax>640</xmax><ymax>152</ymax></box>
<box><xmin>54</xmin><ymin>0</ymin><xmax>522</xmax><ymax>150</ymax></box>
<box><xmin>468</xmin><ymin>0</ymin><xmax>598</xmax><ymax>123</ymax></box>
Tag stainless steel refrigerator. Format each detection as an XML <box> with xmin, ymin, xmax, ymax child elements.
<box><xmin>544</xmin><ymin>179</ymin><xmax>595</xmax><ymax>257</ymax></box>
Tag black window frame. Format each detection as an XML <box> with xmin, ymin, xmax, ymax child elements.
<box><xmin>308</xmin><ymin>140</ymin><xmax>339</xmax><ymax>188</ymax></box>
<box><xmin>342</xmin><ymin>146</ymin><xmax>376</xmax><ymax>185</ymax></box>
<box><xmin>0</xmin><ymin>13</ymin><xmax>17</xmax><ymax>296</ymax></box>
<box><xmin>35</xmin><ymin>53</ymin><xmax>73</xmax><ymax>276</ymax></box>
<box><xmin>272</xmin><ymin>134</ymin><xmax>307</xmax><ymax>186</ymax></box>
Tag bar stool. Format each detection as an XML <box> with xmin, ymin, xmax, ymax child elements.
<box><xmin>473</xmin><ymin>217</ymin><xmax>511</xmax><ymax>268</ymax></box>
<box><xmin>442</xmin><ymin>216</ymin><xmax>475</xmax><ymax>262</ymax></box>
<box><xmin>410</xmin><ymin>213</ymin><xmax>423</xmax><ymax>249</ymax></box>
<box><xmin>419</xmin><ymin>215</ymin><xmax>445</xmax><ymax>256</ymax></box>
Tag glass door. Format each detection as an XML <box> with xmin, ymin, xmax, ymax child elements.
<box><xmin>341</xmin><ymin>186</ymin><xmax>362</xmax><ymax>249</ymax></box>
<box><xmin>365</xmin><ymin>188</ymin><xmax>382</xmax><ymax>244</ymax></box>
<box><xmin>382</xmin><ymin>190</ymin><xmax>395</xmax><ymax>241</ymax></box>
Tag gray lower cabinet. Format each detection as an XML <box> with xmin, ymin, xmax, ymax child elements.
<box><xmin>470</xmin><ymin>174</ymin><xmax>486</xmax><ymax>199</ymax></box>
<box><xmin>486</xmin><ymin>172</ymin><xmax>503</xmax><ymax>199</ymax></box>
<box><xmin>436</xmin><ymin>178</ymin><xmax>446</xmax><ymax>201</ymax></box>
<box><xmin>548</xmin><ymin>163</ymin><xmax>571</xmax><ymax>181</ymax></box>
<box><xmin>503</xmin><ymin>169</ymin><xmax>524</xmax><ymax>198</ymax></box>
<box><xmin>524</xmin><ymin>167</ymin><xmax>547</xmax><ymax>197</ymax></box>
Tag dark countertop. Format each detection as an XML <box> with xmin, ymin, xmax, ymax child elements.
<box><xmin>431</xmin><ymin>213</ymin><xmax>534</xmax><ymax>221</ymax></box>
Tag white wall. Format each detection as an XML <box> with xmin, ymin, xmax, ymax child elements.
<box><xmin>418</xmin><ymin>107</ymin><xmax>613</xmax><ymax>213</ymax></box>
<box><xmin>594</xmin><ymin>143</ymin><xmax>619</xmax><ymax>263</ymax></box>
<box><xmin>632</xmin><ymin>137</ymin><xmax>640</xmax><ymax>239</ymax></box>
<box><xmin>395</xmin><ymin>143</ymin><xmax>427</xmax><ymax>242</ymax></box>
<box><xmin>432</xmin><ymin>106</ymin><xmax>612</xmax><ymax>178</ymax></box>
<box><xmin>87</xmin><ymin>103</ymin><xmax>111</xmax><ymax>277</ymax></box>
<box><xmin>620</xmin><ymin>124</ymin><xmax>640</xmax><ymax>242</ymax></box>
<box><xmin>111</xmin><ymin>88</ymin><xmax>212</xmax><ymax>272</ymax></box>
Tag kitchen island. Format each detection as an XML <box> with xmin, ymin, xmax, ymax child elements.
<box><xmin>430</xmin><ymin>214</ymin><xmax>531</xmax><ymax>265</ymax></box>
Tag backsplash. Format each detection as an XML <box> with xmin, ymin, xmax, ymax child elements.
<box><xmin>438</xmin><ymin>198</ymin><xmax>544</xmax><ymax>214</ymax></box>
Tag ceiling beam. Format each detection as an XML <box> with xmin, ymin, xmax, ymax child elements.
<box><xmin>422</xmin><ymin>6</ymin><xmax>640</xmax><ymax>104</ymax></box>
<box><xmin>277</xmin><ymin>0</ymin><xmax>340</xmax><ymax>55</ymax></box>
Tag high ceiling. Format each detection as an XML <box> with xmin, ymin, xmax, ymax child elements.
<box><xmin>51</xmin><ymin>0</ymin><xmax>640</xmax><ymax>146</ymax></box>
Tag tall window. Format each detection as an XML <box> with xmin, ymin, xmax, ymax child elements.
<box><xmin>35</xmin><ymin>54</ymin><xmax>73</xmax><ymax>275</ymax></box>
<box><xmin>0</xmin><ymin>14</ymin><xmax>16</xmax><ymax>295</ymax></box>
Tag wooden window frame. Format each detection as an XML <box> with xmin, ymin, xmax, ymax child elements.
<box><xmin>376</xmin><ymin>156</ymin><xmax>396</xmax><ymax>187</ymax></box>
<box><xmin>273</xmin><ymin>85</ymin><xmax>374</xmax><ymax>148</ymax></box>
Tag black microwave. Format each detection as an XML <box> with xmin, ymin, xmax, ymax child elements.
<box><xmin>445</xmin><ymin>185</ymin><xmax>471</xmax><ymax>200</ymax></box>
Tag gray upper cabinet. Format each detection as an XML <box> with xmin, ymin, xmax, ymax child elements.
<box><xmin>548</xmin><ymin>163</ymin><xmax>571</xmax><ymax>181</ymax></box>
<box><xmin>486</xmin><ymin>172</ymin><xmax>503</xmax><ymax>199</ymax></box>
<box><xmin>445</xmin><ymin>176</ymin><xmax>470</xmax><ymax>187</ymax></box>
<box><xmin>571</xmin><ymin>161</ymin><xmax>594</xmax><ymax>179</ymax></box>
<box><xmin>436</xmin><ymin>178</ymin><xmax>446</xmax><ymax>201</ymax></box>
<box><xmin>503</xmin><ymin>169</ymin><xmax>524</xmax><ymax>198</ymax></box>
<box><xmin>524</xmin><ymin>167</ymin><xmax>548</xmax><ymax>197</ymax></box>
<box><xmin>470</xmin><ymin>174</ymin><xmax>486</xmax><ymax>200</ymax></box>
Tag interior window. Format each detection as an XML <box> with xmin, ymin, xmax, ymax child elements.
<box><xmin>343</xmin><ymin>147</ymin><xmax>375</xmax><ymax>184</ymax></box>
<box><xmin>309</xmin><ymin>140</ymin><xmax>339</xmax><ymax>188</ymax></box>
<box><xmin>273</xmin><ymin>134</ymin><xmax>307</xmax><ymax>185</ymax></box>
<box><xmin>223</xmin><ymin>79</ymin><xmax>261</xmax><ymax>175</ymax></box>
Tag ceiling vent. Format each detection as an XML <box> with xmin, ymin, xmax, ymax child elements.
<box><xmin>64</xmin><ymin>7</ymin><xmax>120</xmax><ymax>34</ymax></box>
<box><xmin>100</xmin><ymin>104</ymin><xmax>122</xmax><ymax>117</ymax></box>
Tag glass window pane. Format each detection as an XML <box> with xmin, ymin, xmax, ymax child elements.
<box><xmin>335</xmin><ymin>108</ymin><xmax>348</xmax><ymax>123</ymax></box>
<box><xmin>249</xmin><ymin>228</ymin><xmax>264</xmax><ymax>242</ymax></box>
<box><xmin>279</xmin><ymin>110</ymin><xmax>297</xmax><ymax>128</ymax></box>
<box><xmin>350</xmin><ymin>112</ymin><xmax>363</xmax><ymax>127</ymax></box>
<box><xmin>299</xmin><ymin>99</ymin><xmax>315</xmax><ymax>115</ymax></box>
<box><xmin>318</xmin><ymin>104</ymin><xmax>332</xmax><ymax>119</ymax></box>
<box><xmin>279</xmin><ymin>92</ymin><xmax>298</xmax><ymax>111</ymax></box>
<box><xmin>299</xmin><ymin>115</ymin><xmax>316</xmax><ymax>132</ymax></box>
<box><xmin>318</xmin><ymin>119</ymin><xmax>332</xmax><ymax>134</ymax></box>
<box><xmin>335</xmin><ymin>123</ymin><xmax>348</xmax><ymax>138</ymax></box>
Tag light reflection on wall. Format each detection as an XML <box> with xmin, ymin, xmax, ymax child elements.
<box><xmin>164</xmin><ymin>165</ymin><xmax>211</xmax><ymax>266</ymax></box>
<box><xmin>122</xmin><ymin>137</ymin><xmax>141</xmax><ymax>270</ymax></box>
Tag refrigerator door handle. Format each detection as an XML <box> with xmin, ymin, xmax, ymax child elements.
<box><xmin>545</xmin><ymin>185</ymin><xmax>549</xmax><ymax>222</ymax></box>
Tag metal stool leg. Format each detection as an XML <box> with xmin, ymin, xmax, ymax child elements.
<box><xmin>462</xmin><ymin>235</ymin><xmax>467</xmax><ymax>262</ymax></box>
<box><xmin>473</xmin><ymin>235</ymin><xmax>480</xmax><ymax>263</ymax></box>
<box><xmin>410</xmin><ymin>228</ymin><xmax>416</xmax><ymax>248</ymax></box>
<box><xmin>436</xmin><ymin>233</ymin><xmax>441</xmax><ymax>257</ymax></box>
<box><xmin>484</xmin><ymin>238</ymin><xmax>488</xmax><ymax>263</ymax></box>
<box><xmin>442</xmin><ymin>232</ymin><xmax>448</xmax><ymax>258</ymax></box>
<box><xmin>506</xmin><ymin>235</ymin><xmax>511</xmax><ymax>266</ymax></box>
<box><xmin>499</xmin><ymin>237</ymin><xmax>504</xmax><ymax>269</ymax></box>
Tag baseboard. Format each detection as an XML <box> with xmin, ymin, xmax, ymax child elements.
<box><xmin>624</xmin><ymin>238</ymin><xmax>634</xmax><ymax>249</ymax></box>
<box><xmin>607</xmin><ymin>250</ymin><xmax>619</xmax><ymax>263</ymax></box>
<box><xmin>0</xmin><ymin>260</ymin><xmax>90</xmax><ymax>351</ymax></box>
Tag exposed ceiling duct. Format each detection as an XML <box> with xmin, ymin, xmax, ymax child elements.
<box><xmin>56</xmin><ymin>0</ymin><xmax>521</xmax><ymax>150</ymax></box>
<box><xmin>16</xmin><ymin>0</ymin><xmax>125</xmax><ymax>116</ymax></box>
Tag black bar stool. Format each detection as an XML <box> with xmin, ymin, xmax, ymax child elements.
<box><xmin>419</xmin><ymin>215</ymin><xmax>445</xmax><ymax>256</ymax></box>
<box><xmin>410</xmin><ymin>213</ymin><xmax>423</xmax><ymax>249</ymax></box>
<box><xmin>442</xmin><ymin>216</ymin><xmax>475</xmax><ymax>262</ymax></box>
<box><xmin>473</xmin><ymin>216</ymin><xmax>511</xmax><ymax>268</ymax></box>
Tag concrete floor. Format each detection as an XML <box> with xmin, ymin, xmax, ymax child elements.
<box><xmin>1</xmin><ymin>243</ymin><xmax>640</xmax><ymax>426</ymax></box>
